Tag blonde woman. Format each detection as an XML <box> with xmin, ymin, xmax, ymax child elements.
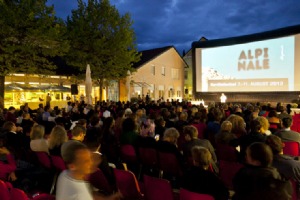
<box><xmin>30</xmin><ymin>124</ymin><xmax>48</xmax><ymax>153</ymax></box>
<box><xmin>48</xmin><ymin>125</ymin><xmax>68</xmax><ymax>156</ymax></box>
<box><xmin>226</xmin><ymin>114</ymin><xmax>247</xmax><ymax>138</ymax></box>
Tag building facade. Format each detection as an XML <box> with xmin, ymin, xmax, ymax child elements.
<box><xmin>123</xmin><ymin>46</ymin><xmax>187</xmax><ymax>101</ymax></box>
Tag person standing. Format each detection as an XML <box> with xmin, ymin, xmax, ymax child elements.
<box><xmin>46</xmin><ymin>93</ymin><xmax>52</xmax><ymax>107</ymax></box>
<box><xmin>220</xmin><ymin>93</ymin><xmax>227</xmax><ymax>103</ymax></box>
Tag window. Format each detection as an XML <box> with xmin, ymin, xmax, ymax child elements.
<box><xmin>162</xmin><ymin>66</ymin><xmax>165</xmax><ymax>76</ymax></box>
<box><xmin>184</xmin><ymin>70</ymin><xmax>188</xmax><ymax>80</ymax></box>
<box><xmin>177</xmin><ymin>90</ymin><xmax>181</xmax><ymax>97</ymax></box>
<box><xmin>171</xmin><ymin>68</ymin><xmax>179</xmax><ymax>79</ymax></box>
<box><xmin>151</xmin><ymin>65</ymin><xmax>155</xmax><ymax>75</ymax></box>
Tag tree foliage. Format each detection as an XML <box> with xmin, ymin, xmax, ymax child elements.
<box><xmin>0</xmin><ymin>0</ymin><xmax>69</xmax><ymax>75</ymax></box>
<box><xmin>0</xmin><ymin>0</ymin><xmax>69</xmax><ymax>107</ymax></box>
<box><xmin>66</xmin><ymin>0</ymin><xmax>140</xmax><ymax>100</ymax></box>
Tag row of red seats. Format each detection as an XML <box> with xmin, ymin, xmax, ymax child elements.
<box><xmin>113</xmin><ymin>169</ymin><xmax>214</xmax><ymax>200</ymax></box>
<box><xmin>0</xmin><ymin>180</ymin><xmax>54</xmax><ymax>200</ymax></box>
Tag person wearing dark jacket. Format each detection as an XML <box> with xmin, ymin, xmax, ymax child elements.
<box><xmin>266</xmin><ymin>135</ymin><xmax>300</xmax><ymax>183</ymax></box>
<box><xmin>233</xmin><ymin>142</ymin><xmax>292</xmax><ymax>200</ymax></box>
<box><xmin>181</xmin><ymin>146</ymin><xmax>229</xmax><ymax>200</ymax></box>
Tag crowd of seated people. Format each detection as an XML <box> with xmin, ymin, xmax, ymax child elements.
<box><xmin>0</xmin><ymin>100</ymin><xmax>299</xmax><ymax>199</ymax></box>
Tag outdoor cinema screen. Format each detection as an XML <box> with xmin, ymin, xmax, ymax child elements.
<box><xmin>195</xmin><ymin>34</ymin><xmax>300</xmax><ymax>92</ymax></box>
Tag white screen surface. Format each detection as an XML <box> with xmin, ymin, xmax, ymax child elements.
<box><xmin>195</xmin><ymin>35</ymin><xmax>300</xmax><ymax>92</ymax></box>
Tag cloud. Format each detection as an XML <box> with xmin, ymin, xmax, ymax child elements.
<box><xmin>49</xmin><ymin>0</ymin><xmax>300</xmax><ymax>54</ymax></box>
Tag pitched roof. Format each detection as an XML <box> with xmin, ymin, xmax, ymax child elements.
<box><xmin>132</xmin><ymin>46</ymin><xmax>173</xmax><ymax>69</ymax></box>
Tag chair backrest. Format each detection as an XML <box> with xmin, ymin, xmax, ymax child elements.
<box><xmin>35</xmin><ymin>151</ymin><xmax>52</xmax><ymax>169</ymax></box>
<box><xmin>113</xmin><ymin>168</ymin><xmax>143</xmax><ymax>199</ymax></box>
<box><xmin>31</xmin><ymin>193</ymin><xmax>56</xmax><ymax>200</ymax></box>
<box><xmin>88</xmin><ymin>168</ymin><xmax>113</xmax><ymax>195</ymax></box>
<box><xmin>50</xmin><ymin>155</ymin><xmax>67</xmax><ymax>172</ymax></box>
<box><xmin>158</xmin><ymin>152</ymin><xmax>181</xmax><ymax>176</ymax></box>
<box><xmin>10</xmin><ymin>188</ymin><xmax>28</xmax><ymax>200</ymax></box>
<box><xmin>283</xmin><ymin>141</ymin><xmax>299</xmax><ymax>157</ymax></box>
<box><xmin>290</xmin><ymin>179</ymin><xmax>298</xmax><ymax>200</ymax></box>
<box><xmin>120</xmin><ymin>144</ymin><xmax>137</xmax><ymax>163</ymax></box>
<box><xmin>219</xmin><ymin>160</ymin><xmax>243</xmax><ymax>189</ymax></box>
<box><xmin>138</xmin><ymin>147</ymin><xmax>158</xmax><ymax>166</ymax></box>
<box><xmin>143</xmin><ymin>175</ymin><xmax>174</xmax><ymax>200</ymax></box>
<box><xmin>0</xmin><ymin>180</ymin><xmax>10</xmax><ymax>200</ymax></box>
<box><xmin>215</xmin><ymin>144</ymin><xmax>238</xmax><ymax>162</ymax></box>
<box><xmin>180</xmin><ymin>188</ymin><xmax>214</xmax><ymax>200</ymax></box>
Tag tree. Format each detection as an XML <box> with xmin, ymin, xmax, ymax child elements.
<box><xmin>66</xmin><ymin>0</ymin><xmax>140</xmax><ymax>101</ymax></box>
<box><xmin>0</xmin><ymin>0</ymin><xmax>69</xmax><ymax>108</ymax></box>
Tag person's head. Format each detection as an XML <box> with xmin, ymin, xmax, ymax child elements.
<box><xmin>183</xmin><ymin>125</ymin><xmax>198</xmax><ymax>141</ymax></box>
<box><xmin>155</xmin><ymin>116</ymin><xmax>165</xmax><ymax>127</ymax></box>
<box><xmin>265</xmin><ymin>135</ymin><xmax>284</xmax><ymax>155</ymax></box>
<box><xmin>90</xmin><ymin>115</ymin><xmax>100</xmax><ymax>127</ymax></box>
<box><xmin>140</xmin><ymin>118</ymin><xmax>155</xmax><ymax>137</ymax></box>
<box><xmin>256</xmin><ymin>116</ymin><xmax>270</xmax><ymax>133</ymax></box>
<box><xmin>122</xmin><ymin>117</ymin><xmax>136</xmax><ymax>132</ymax></box>
<box><xmin>30</xmin><ymin>124</ymin><xmax>45</xmax><ymax>140</ymax></box>
<box><xmin>191</xmin><ymin>146</ymin><xmax>212</xmax><ymax>170</ymax></box>
<box><xmin>221</xmin><ymin>120</ymin><xmax>232</xmax><ymax>132</ymax></box>
<box><xmin>77</xmin><ymin>119</ymin><xmax>87</xmax><ymax>128</ymax></box>
<box><xmin>8</xmin><ymin>106</ymin><xmax>15</xmax><ymax>113</ymax></box>
<box><xmin>2</xmin><ymin>121</ymin><xmax>17</xmax><ymax>132</ymax></box>
<box><xmin>282</xmin><ymin>117</ymin><xmax>293</xmax><ymax>128</ymax></box>
<box><xmin>179</xmin><ymin>111</ymin><xmax>188</xmax><ymax>121</ymax></box>
<box><xmin>268</xmin><ymin>110</ymin><xmax>278</xmax><ymax>118</ymax></box>
<box><xmin>226</xmin><ymin>114</ymin><xmax>245</xmax><ymax>131</ymax></box>
<box><xmin>62</xmin><ymin>142</ymin><xmax>92</xmax><ymax>179</ymax></box>
<box><xmin>163</xmin><ymin>128</ymin><xmax>179</xmax><ymax>145</ymax></box>
<box><xmin>48</xmin><ymin>125</ymin><xmax>68</xmax><ymax>149</ymax></box>
<box><xmin>250</xmin><ymin>119</ymin><xmax>262</xmax><ymax>133</ymax></box>
<box><xmin>71</xmin><ymin>125</ymin><xmax>86</xmax><ymax>141</ymax></box>
<box><xmin>246</xmin><ymin>142</ymin><xmax>273</xmax><ymax>167</ymax></box>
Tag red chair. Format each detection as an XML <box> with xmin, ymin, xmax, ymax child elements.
<box><xmin>158</xmin><ymin>152</ymin><xmax>182</xmax><ymax>178</ymax></box>
<box><xmin>10</xmin><ymin>188</ymin><xmax>28</xmax><ymax>200</ymax></box>
<box><xmin>0</xmin><ymin>180</ymin><xmax>10</xmax><ymax>200</ymax></box>
<box><xmin>31</xmin><ymin>193</ymin><xmax>56</xmax><ymax>200</ymax></box>
<box><xmin>219</xmin><ymin>160</ymin><xmax>243</xmax><ymax>189</ymax></box>
<box><xmin>283</xmin><ymin>141</ymin><xmax>299</xmax><ymax>157</ymax></box>
<box><xmin>113</xmin><ymin>168</ymin><xmax>143</xmax><ymax>200</ymax></box>
<box><xmin>88</xmin><ymin>168</ymin><xmax>113</xmax><ymax>195</ymax></box>
<box><xmin>215</xmin><ymin>144</ymin><xmax>238</xmax><ymax>162</ymax></box>
<box><xmin>120</xmin><ymin>144</ymin><xmax>138</xmax><ymax>163</ymax></box>
<box><xmin>143</xmin><ymin>175</ymin><xmax>174</xmax><ymax>200</ymax></box>
<box><xmin>35</xmin><ymin>152</ymin><xmax>52</xmax><ymax>169</ymax></box>
<box><xmin>50</xmin><ymin>155</ymin><xmax>67</xmax><ymax>172</ymax></box>
<box><xmin>290</xmin><ymin>179</ymin><xmax>298</xmax><ymax>200</ymax></box>
<box><xmin>138</xmin><ymin>147</ymin><xmax>158</xmax><ymax>167</ymax></box>
<box><xmin>180</xmin><ymin>188</ymin><xmax>215</xmax><ymax>200</ymax></box>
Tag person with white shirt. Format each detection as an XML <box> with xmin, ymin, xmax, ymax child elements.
<box><xmin>56</xmin><ymin>142</ymin><xmax>122</xmax><ymax>200</ymax></box>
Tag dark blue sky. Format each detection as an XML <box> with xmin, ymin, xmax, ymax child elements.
<box><xmin>47</xmin><ymin>0</ymin><xmax>300</xmax><ymax>54</ymax></box>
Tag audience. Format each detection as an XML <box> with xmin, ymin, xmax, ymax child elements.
<box><xmin>1</xmin><ymin>100</ymin><xmax>300</xmax><ymax>199</ymax></box>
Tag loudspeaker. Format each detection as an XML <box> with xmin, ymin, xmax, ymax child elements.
<box><xmin>185</xmin><ymin>89</ymin><xmax>189</xmax><ymax>94</ymax></box>
<box><xmin>71</xmin><ymin>84</ymin><xmax>78</xmax><ymax>95</ymax></box>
